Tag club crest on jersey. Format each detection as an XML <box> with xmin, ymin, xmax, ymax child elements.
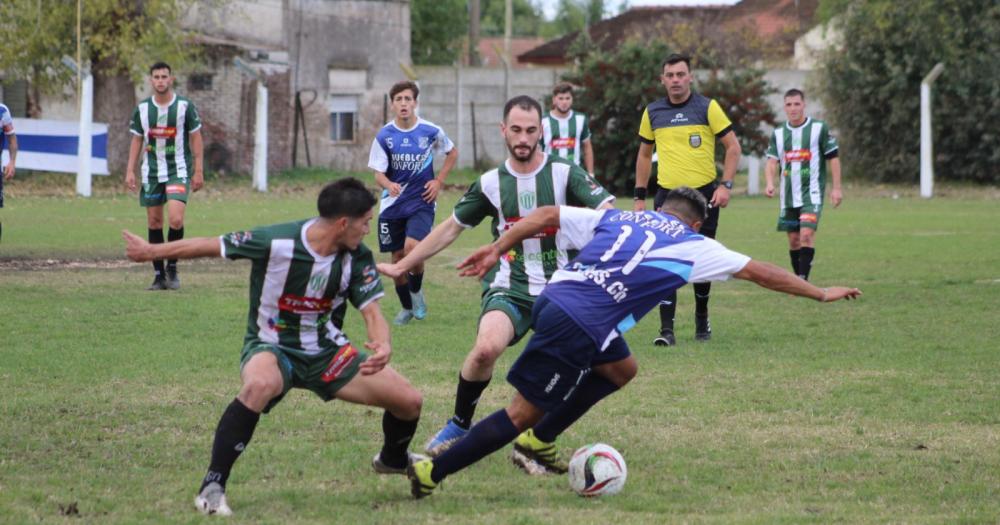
<box><xmin>518</xmin><ymin>191</ymin><xmax>536</xmax><ymax>209</ymax></box>
<box><xmin>689</xmin><ymin>133</ymin><xmax>702</xmax><ymax>148</ymax></box>
<box><xmin>321</xmin><ymin>344</ymin><xmax>358</xmax><ymax>383</ymax></box>
<box><xmin>418</xmin><ymin>136</ymin><xmax>429</xmax><ymax>149</ymax></box>
<box><xmin>309</xmin><ymin>273</ymin><xmax>329</xmax><ymax>293</ymax></box>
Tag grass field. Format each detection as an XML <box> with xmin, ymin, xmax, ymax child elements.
<box><xmin>1</xmin><ymin>171</ymin><xmax>998</xmax><ymax>523</ymax></box>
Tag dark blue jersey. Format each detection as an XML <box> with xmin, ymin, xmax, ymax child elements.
<box><xmin>543</xmin><ymin>207</ymin><xmax>750</xmax><ymax>349</ymax></box>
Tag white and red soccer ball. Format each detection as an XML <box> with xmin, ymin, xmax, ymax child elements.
<box><xmin>567</xmin><ymin>443</ymin><xmax>627</xmax><ymax>497</ymax></box>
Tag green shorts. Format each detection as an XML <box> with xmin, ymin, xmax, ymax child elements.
<box><xmin>481</xmin><ymin>287</ymin><xmax>536</xmax><ymax>346</ymax></box>
<box><xmin>140</xmin><ymin>177</ymin><xmax>190</xmax><ymax>207</ymax></box>
<box><xmin>777</xmin><ymin>204</ymin><xmax>822</xmax><ymax>232</ymax></box>
<box><xmin>240</xmin><ymin>341</ymin><xmax>369</xmax><ymax>413</ymax></box>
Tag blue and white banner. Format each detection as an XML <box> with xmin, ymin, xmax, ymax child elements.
<box><xmin>1</xmin><ymin>118</ymin><xmax>109</xmax><ymax>175</ymax></box>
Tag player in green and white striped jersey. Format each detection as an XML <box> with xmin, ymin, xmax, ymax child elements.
<box><xmin>765</xmin><ymin>89</ymin><xmax>843</xmax><ymax>281</ymax></box>
<box><xmin>379</xmin><ymin>96</ymin><xmax>614</xmax><ymax>469</ymax></box>
<box><xmin>541</xmin><ymin>83</ymin><xmax>594</xmax><ymax>175</ymax></box>
<box><xmin>125</xmin><ymin>62</ymin><xmax>205</xmax><ymax>291</ymax></box>
<box><xmin>123</xmin><ymin>178</ymin><xmax>425</xmax><ymax>517</ymax></box>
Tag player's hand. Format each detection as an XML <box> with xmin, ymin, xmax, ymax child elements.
<box><xmin>820</xmin><ymin>286</ymin><xmax>862</xmax><ymax>302</ymax></box>
<box><xmin>360</xmin><ymin>341</ymin><xmax>391</xmax><ymax>375</ymax></box>
<box><xmin>2</xmin><ymin>163</ymin><xmax>14</xmax><ymax>181</ymax></box>
<box><xmin>377</xmin><ymin>262</ymin><xmax>405</xmax><ymax>279</ymax></box>
<box><xmin>122</xmin><ymin>229</ymin><xmax>154</xmax><ymax>262</ymax></box>
<box><xmin>831</xmin><ymin>188</ymin><xmax>843</xmax><ymax>208</ymax></box>
<box><xmin>125</xmin><ymin>171</ymin><xmax>137</xmax><ymax>192</ymax></box>
<box><xmin>765</xmin><ymin>183</ymin><xmax>775</xmax><ymax>198</ymax></box>
<box><xmin>387</xmin><ymin>183</ymin><xmax>402</xmax><ymax>197</ymax></box>
<box><xmin>192</xmin><ymin>171</ymin><xmax>205</xmax><ymax>192</ymax></box>
<box><xmin>711</xmin><ymin>186</ymin><xmax>731</xmax><ymax>208</ymax></box>
<box><xmin>457</xmin><ymin>244</ymin><xmax>501</xmax><ymax>278</ymax></box>
<box><xmin>633</xmin><ymin>199</ymin><xmax>646</xmax><ymax>212</ymax></box>
<box><xmin>422</xmin><ymin>179</ymin><xmax>442</xmax><ymax>203</ymax></box>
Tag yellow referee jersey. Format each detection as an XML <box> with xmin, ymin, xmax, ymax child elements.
<box><xmin>638</xmin><ymin>93</ymin><xmax>733</xmax><ymax>189</ymax></box>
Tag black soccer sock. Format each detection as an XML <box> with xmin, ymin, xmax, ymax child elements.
<box><xmin>394</xmin><ymin>283</ymin><xmax>413</xmax><ymax>310</ymax></box>
<box><xmin>532</xmin><ymin>373</ymin><xmax>619</xmax><ymax>443</ymax></box>
<box><xmin>694</xmin><ymin>282</ymin><xmax>711</xmax><ymax>316</ymax></box>
<box><xmin>201</xmin><ymin>398</ymin><xmax>260</xmax><ymax>492</ymax></box>
<box><xmin>452</xmin><ymin>374</ymin><xmax>491</xmax><ymax>429</ymax></box>
<box><xmin>799</xmin><ymin>247</ymin><xmax>815</xmax><ymax>281</ymax></box>
<box><xmin>167</xmin><ymin>227</ymin><xmax>184</xmax><ymax>269</ymax></box>
<box><xmin>407</xmin><ymin>271</ymin><xmax>424</xmax><ymax>294</ymax></box>
<box><xmin>148</xmin><ymin>228</ymin><xmax>165</xmax><ymax>276</ymax></box>
<box><xmin>432</xmin><ymin>409</ymin><xmax>519</xmax><ymax>483</ymax></box>
<box><xmin>379</xmin><ymin>411</ymin><xmax>419</xmax><ymax>469</ymax></box>
<box><xmin>658</xmin><ymin>291</ymin><xmax>677</xmax><ymax>334</ymax></box>
<box><xmin>789</xmin><ymin>249</ymin><xmax>801</xmax><ymax>275</ymax></box>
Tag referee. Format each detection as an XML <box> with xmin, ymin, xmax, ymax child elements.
<box><xmin>633</xmin><ymin>53</ymin><xmax>742</xmax><ymax>347</ymax></box>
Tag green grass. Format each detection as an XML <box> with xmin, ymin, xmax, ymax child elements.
<box><xmin>1</xmin><ymin>172</ymin><xmax>999</xmax><ymax>523</ymax></box>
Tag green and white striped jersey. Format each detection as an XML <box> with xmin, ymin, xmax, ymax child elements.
<box><xmin>220</xmin><ymin>219</ymin><xmax>385</xmax><ymax>355</ymax></box>
<box><xmin>766</xmin><ymin>118</ymin><xmax>838</xmax><ymax>209</ymax></box>
<box><xmin>129</xmin><ymin>94</ymin><xmax>202</xmax><ymax>183</ymax></box>
<box><xmin>453</xmin><ymin>154</ymin><xmax>614</xmax><ymax>296</ymax></box>
<box><xmin>541</xmin><ymin>110</ymin><xmax>591</xmax><ymax>166</ymax></box>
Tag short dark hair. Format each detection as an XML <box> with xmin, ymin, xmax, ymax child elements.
<box><xmin>662</xmin><ymin>53</ymin><xmax>691</xmax><ymax>71</ymax></box>
<box><xmin>552</xmin><ymin>82</ymin><xmax>574</xmax><ymax>96</ymax></box>
<box><xmin>503</xmin><ymin>95</ymin><xmax>543</xmax><ymax>122</ymax></box>
<box><xmin>784</xmin><ymin>88</ymin><xmax>806</xmax><ymax>100</ymax></box>
<box><xmin>390</xmin><ymin>81</ymin><xmax>419</xmax><ymax>101</ymax></box>
<box><xmin>150</xmin><ymin>61</ymin><xmax>172</xmax><ymax>75</ymax></box>
<box><xmin>317</xmin><ymin>177</ymin><xmax>376</xmax><ymax>219</ymax></box>
<box><xmin>661</xmin><ymin>186</ymin><xmax>708</xmax><ymax>224</ymax></box>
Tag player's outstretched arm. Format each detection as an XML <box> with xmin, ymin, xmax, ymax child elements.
<box><xmin>457</xmin><ymin>206</ymin><xmax>560</xmax><ymax>278</ymax></box>
<box><xmin>122</xmin><ymin>229</ymin><xmax>221</xmax><ymax>262</ymax></box>
<box><xmin>358</xmin><ymin>300</ymin><xmax>391</xmax><ymax>375</ymax></box>
<box><xmin>733</xmin><ymin>260</ymin><xmax>861</xmax><ymax>302</ymax></box>
<box><xmin>377</xmin><ymin>217</ymin><xmax>465</xmax><ymax>279</ymax></box>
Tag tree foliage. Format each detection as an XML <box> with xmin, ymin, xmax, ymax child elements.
<box><xmin>562</xmin><ymin>39</ymin><xmax>776</xmax><ymax>194</ymax></box>
<box><xmin>0</xmin><ymin>0</ymin><xmax>202</xmax><ymax>90</ymax></box>
<box><xmin>412</xmin><ymin>0</ymin><xmax>468</xmax><ymax>65</ymax></box>
<box><xmin>820</xmin><ymin>0</ymin><xmax>1000</xmax><ymax>183</ymax></box>
<box><xmin>479</xmin><ymin>0</ymin><xmax>546</xmax><ymax>37</ymax></box>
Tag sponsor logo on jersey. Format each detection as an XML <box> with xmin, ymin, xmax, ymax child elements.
<box><xmin>671</xmin><ymin>112</ymin><xmax>689</xmax><ymax>124</ymax></box>
<box><xmin>147</xmin><ymin>126</ymin><xmax>177</xmax><ymax>140</ymax></box>
<box><xmin>689</xmin><ymin>133</ymin><xmax>702</xmax><ymax>148</ymax></box>
<box><xmin>502</xmin><ymin>248</ymin><xmax>560</xmax><ymax>264</ymax></box>
<box><xmin>502</xmin><ymin>216</ymin><xmax>558</xmax><ymax>238</ymax></box>
<box><xmin>228</xmin><ymin>231</ymin><xmax>253</xmax><ymax>247</ymax></box>
<box><xmin>321</xmin><ymin>344</ymin><xmax>358</xmax><ymax>382</ymax></box>
<box><xmin>550</xmin><ymin>137</ymin><xmax>577</xmax><ymax>149</ymax></box>
<box><xmin>800</xmin><ymin>212</ymin><xmax>818</xmax><ymax>224</ymax></box>
<box><xmin>166</xmin><ymin>184</ymin><xmax>186</xmax><ymax>195</ymax></box>
<box><xmin>784</xmin><ymin>149</ymin><xmax>812</xmax><ymax>163</ymax></box>
<box><xmin>278</xmin><ymin>294</ymin><xmax>333</xmax><ymax>314</ymax></box>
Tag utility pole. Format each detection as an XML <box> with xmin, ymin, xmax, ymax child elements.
<box><xmin>504</xmin><ymin>0</ymin><xmax>512</xmax><ymax>60</ymax></box>
<box><xmin>469</xmin><ymin>0</ymin><xmax>481</xmax><ymax>66</ymax></box>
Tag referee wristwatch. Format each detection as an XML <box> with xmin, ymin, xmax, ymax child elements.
<box><xmin>720</xmin><ymin>180</ymin><xmax>733</xmax><ymax>190</ymax></box>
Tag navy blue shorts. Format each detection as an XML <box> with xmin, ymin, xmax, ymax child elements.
<box><xmin>507</xmin><ymin>296</ymin><xmax>632</xmax><ymax>412</ymax></box>
<box><xmin>377</xmin><ymin>208</ymin><xmax>434</xmax><ymax>253</ymax></box>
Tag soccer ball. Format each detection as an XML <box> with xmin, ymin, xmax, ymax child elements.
<box><xmin>567</xmin><ymin>443</ymin><xmax>627</xmax><ymax>497</ymax></box>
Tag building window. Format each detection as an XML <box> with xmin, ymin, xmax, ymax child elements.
<box><xmin>188</xmin><ymin>74</ymin><xmax>213</xmax><ymax>91</ymax></box>
<box><xmin>329</xmin><ymin>95</ymin><xmax>358</xmax><ymax>142</ymax></box>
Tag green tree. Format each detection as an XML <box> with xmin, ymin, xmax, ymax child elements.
<box><xmin>821</xmin><ymin>0</ymin><xmax>1000</xmax><ymax>183</ymax></box>
<box><xmin>479</xmin><ymin>0</ymin><xmax>545</xmax><ymax>37</ymax></box>
<box><xmin>412</xmin><ymin>0</ymin><xmax>469</xmax><ymax>65</ymax></box>
<box><xmin>0</xmin><ymin>0</ymin><xmax>205</xmax><ymax>172</ymax></box>
<box><xmin>562</xmin><ymin>39</ymin><xmax>776</xmax><ymax>194</ymax></box>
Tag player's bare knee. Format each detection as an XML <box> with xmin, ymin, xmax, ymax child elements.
<box><xmin>400</xmin><ymin>388</ymin><xmax>423</xmax><ymax>420</ymax></box>
<box><xmin>239</xmin><ymin>376</ymin><xmax>282</xmax><ymax>406</ymax></box>
<box><xmin>469</xmin><ymin>343</ymin><xmax>503</xmax><ymax>370</ymax></box>
<box><xmin>168</xmin><ymin>217</ymin><xmax>184</xmax><ymax>230</ymax></box>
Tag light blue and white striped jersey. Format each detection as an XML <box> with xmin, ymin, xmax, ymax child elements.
<box><xmin>368</xmin><ymin>118</ymin><xmax>454</xmax><ymax>220</ymax></box>
<box><xmin>544</xmin><ymin>207</ymin><xmax>750</xmax><ymax>350</ymax></box>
